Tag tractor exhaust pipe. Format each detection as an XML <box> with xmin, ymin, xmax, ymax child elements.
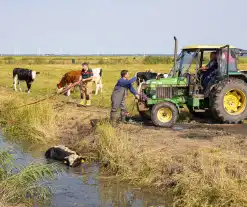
<box><xmin>173</xmin><ymin>36</ymin><xmax>178</xmax><ymax>72</ymax></box>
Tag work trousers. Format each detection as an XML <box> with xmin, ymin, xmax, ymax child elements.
<box><xmin>80</xmin><ymin>81</ymin><xmax>93</xmax><ymax>100</ymax></box>
<box><xmin>111</xmin><ymin>87</ymin><xmax>127</xmax><ymax>113</ymax></box>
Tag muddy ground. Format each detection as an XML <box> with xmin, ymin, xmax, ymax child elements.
<box><xmin>53</xmin><ymin>100</ymin><xmax>247</xmax><ymax>158</ymax></box>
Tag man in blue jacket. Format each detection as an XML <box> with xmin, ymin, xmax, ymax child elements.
<box><xmin>200</xmin><ymin>52</ymin><xmax>218</xmax><ymax>89</ymax></box>
<box><xmin>110</xmin><ymin>70</ymin><xmax>139</xmax><ymax>125</ymax></box>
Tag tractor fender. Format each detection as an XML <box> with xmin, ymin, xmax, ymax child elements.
<box><xmin>229</xmin><ymin>74</ymin><xmax>247</xmax><ymax>83</ymax></box>
<box><xmin>204</xmin><ymin>83</ymin><xmax>217</xmax><ymax>98</ymax></box>
<box><xmin>167</xmin><ymin>100</ymin><xmax>181</xmax><ymax>114</ymax></box>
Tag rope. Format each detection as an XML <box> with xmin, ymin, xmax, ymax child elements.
<box><xmin>6</xmin><ymin>81</ymin><xmax>81</xmax><ymax>111</ymax></box>
<box><xmin>128</xmin><ymin>98</ymin><xmax>137</xmax><ymax>115</ymax></box>
<box><xmin>5</xmin><ymin>81</ymin><xmax>139</xmax><ymax>121</ymax></box>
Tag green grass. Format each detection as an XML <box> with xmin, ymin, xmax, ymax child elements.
<box><xmin>0</xmin><ymin>150</ymin><xmax>61</xmax><ymax>207</ymax></box>
<box><xmin>0</xmin><ymin>63</ymin><xmax>172</xmax><ymax>108</ymax></box>
<box><xmin>0</xmin><ymin>92</ymin><xmax>57</xmax><ymax>144</ymax></box>
<box><xmin>94</xmin><ymin>122</ymin><xmax>247</xmax><ymax>207</ymax></box>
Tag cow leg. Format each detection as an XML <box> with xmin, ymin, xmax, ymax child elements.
<box><xmin>95</xmin><ymin>83</ymin><xmax>99</xmax><ymax>95</ymax></box>
<box><xmin>65</xmin><ymin>83</ymin><xmax>72</xmax><ymax>96</ymax></box>
<box><xmin>18</xmin><ymin>81</ymin><xmax>22</xmax><ymax>92</ymax></box>
<box><xmin>26</xmin><ymin>82</ymin><xmax>32</xmax><ymax>93</ymax></box>
<box><xmin>100</xmin><ymin>84</ymin><xmax>103</xmax><ymax>93</ymax></box>
<box><xmin>100</xmin><ymin>79</ymin><xmax>103</xmax><ymax>93</ymax></box>
<box><xmin>66</xmin><ymin>89</ymin><xmax>71</xmax><ymax>96</ymax></box>
<box><xmin>13</xmin><ymin>75</ymin><xmax>18</xmax><ymax>91</ymax></box>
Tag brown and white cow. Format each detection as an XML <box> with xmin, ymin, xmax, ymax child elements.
<box><xmin>57</xmin><ymin>68</ymin><xmax>103</xmax><ymax>96</ymax></box>
<box><xmin>57</xmin><ymin>70</ymin><xmax>81</xmax><ymax>96</ymax></box>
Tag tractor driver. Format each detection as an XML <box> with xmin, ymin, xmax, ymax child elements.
<box><xmin>199</xmin><ymin>51</ymin><xmax>218</xmax><ymax>89</ymax></box>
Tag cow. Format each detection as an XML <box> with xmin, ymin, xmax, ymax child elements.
<box><xmin>135</xmin><ymin>71</ymin><xmax>168</xmax><ymax>94</ymax></box>
<box><xmin>135</xmin><ymin>71</ymin><xmax>168</xmax><ymax>86</ymax></box>
<box><xmin>57</xmin><ymin>68</ymin><xmax>103</xmax><ymax>96</ymax></box>
<box><xmin>92</xmin><ymin>68</ymin><xmax>103</xmax><ymax>95</ymax></box>
<box><xmin>57</xmin><ymin>70</ymin><xmax>81</xmax><ymax>96</ymax></box>
<box><xmin>45</xmin><ymin>145</ymin><xmax>84</xmax><ymax>168</ymax></box>
<box><xmin>13</xmin><ymin>68</ymin><xmax>40</xmax><ymax>93</ymax></box>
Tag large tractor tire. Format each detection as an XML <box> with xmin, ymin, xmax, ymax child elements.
<box><xmin>151</xmin><ymin>102</ymin><xmax>179</xmax><ymax>127</ymax></box>
<box><xmin>210</xmin><ymin>79</ymin><xmax>247</xmax><ymax>124</ymax></box>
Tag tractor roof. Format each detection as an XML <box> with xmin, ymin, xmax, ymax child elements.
<box><xmin>182</xmin><ymin>45</ymin><xmax>236</xmax><ymax>50</ymax></box>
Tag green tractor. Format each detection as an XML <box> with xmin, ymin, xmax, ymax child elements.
<box><xmin>136</xmin><ymin>37</ymin><xmax>247</xmax><ymax>127</ymax></box>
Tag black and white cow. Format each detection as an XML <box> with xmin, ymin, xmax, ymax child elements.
<box><xmin>45</xmin><ymin>145</ymin><xmax>83</xmax><ymax>168</ymax></box>
<box><xmin>135</xmin><ymin>71</ymin><xmax>168</xmax><ymax>86</ymax></box>
<box><xmin>13</xmin><ymin>68</ymin><xmax>40</xmax><ymax>93</ymax></box>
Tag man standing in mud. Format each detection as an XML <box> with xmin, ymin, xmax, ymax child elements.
<box><xmin>110</xmin><ymin>70</ymin><xmax>139</xmax><ymax>125</ymax></box>
<box><xmin>79</xmin><ymin>62</ymin><xmax>93</xmax><ymax>106</ymax></box>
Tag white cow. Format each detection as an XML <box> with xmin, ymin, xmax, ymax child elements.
<box><xmin>92</xmin><ymin>68</ymin><xmax>103</xmax><ymax>95</ymax></box>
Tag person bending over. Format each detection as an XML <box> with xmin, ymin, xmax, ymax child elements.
<box><xmin>110</xmin><ymin>70</ymin><xmax>139</xmax><ymax>125</ymax></box>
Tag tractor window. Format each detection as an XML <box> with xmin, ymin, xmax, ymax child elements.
<box><xmin>218</xmin><ymin>46</ymin><xmax>230</xmax><ymax>76</ymax></box>
<box><xmin>218</xmin><ymin>48</ymin><xmax>237</xmax><ymax>75</ymax></box>
<box><xmin>175</xmin><ymin>51</ymin><xmax>196</xmax><ymax>76</ymax></box>
<box><xmin>228</xmin><ymin>50</ymin><xmax>237</xmax><ymax>72</ymax></box>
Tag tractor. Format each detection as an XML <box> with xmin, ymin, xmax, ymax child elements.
<box><xmin>136</xmin><ymin>37</ymin><xmax>247</xmax><ymax>127</ymax></box>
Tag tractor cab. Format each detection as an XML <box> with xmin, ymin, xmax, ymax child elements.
<box><xmin>168</xmin><ymin>44</ymin><xmax>247</xmax><ymax>94</ymax></box>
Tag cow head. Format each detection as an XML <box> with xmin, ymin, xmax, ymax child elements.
<box><xmin>56</xmin><ymin>83</ymin><xmax>64</xmax><ymax>94</ymax></box>
<box><xmin>64</xmin><ymin>154</ymin><xmax>83</xmax><ymax>167</ymax></box>
<box><xmin>156</xmin><ymin>73</ymin><xmax>164</xmax><ymax>80</ymax></box>
<box><xmin>163</xmin><ymin>73</ymin><xmax>168</xmax><ymax>78</ymax></box>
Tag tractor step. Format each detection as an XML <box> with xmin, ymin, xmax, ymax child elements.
<box><xmin>192</xmin><ymin>94</ymin><xmax>205</xmax><ymax>99</ymax></box>
<box><xmin>193</xmin><ymin>109</ymin><xmax>206</xmax><ymax>112</ymax></box>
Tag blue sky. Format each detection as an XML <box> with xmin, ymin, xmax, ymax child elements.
<box><xmin>1</xmin><ymin>0</ymin><xmax>247</xmax><ymax>54</ymax></box>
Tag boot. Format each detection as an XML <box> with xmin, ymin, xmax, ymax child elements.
<box><xmin>120</xmin><ymin>112</ymin><xmax>127</xmax><ymax>123</ymax></box>
<box><xmin>110</xmin><ymin>112</ymin><xmax>118</xmax><ymax>126</ymax></box>
<box><xmin>78</xmin><ymin>99</ymin><xmax>85</xmax><ymax>107</ymax></box>
<box><xmin>85</xmin><ymin>100</ymin><xmax>91</xmax><ymax>106</ymax></box>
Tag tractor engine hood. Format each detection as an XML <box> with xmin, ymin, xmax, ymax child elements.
<box><xmin>146</xmin><ymin>77</ymin><xmax>187</xmax><ymax>86</ymax></box>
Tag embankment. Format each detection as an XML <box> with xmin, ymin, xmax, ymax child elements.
<box><xmin>1</xmin><ymin>87</ymin><xmax>247</xmax><ymax>206</ymax></box>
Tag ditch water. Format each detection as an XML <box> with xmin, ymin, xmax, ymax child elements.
<box><xmin>0</xmin><ymin>133</ymin><xmax>167</xmax><ymax>207</ymax></box>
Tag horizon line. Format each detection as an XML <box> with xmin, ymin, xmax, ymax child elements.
<box><xmin>0</xmin><ymin>53</ymin><xmax>174</xmax><ymax>57</ymax></box>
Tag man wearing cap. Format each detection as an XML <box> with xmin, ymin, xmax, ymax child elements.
<box><xmin>79</xmin><ymin>62</ymin><xmax>93</xmax><ymax>106</ymax></box>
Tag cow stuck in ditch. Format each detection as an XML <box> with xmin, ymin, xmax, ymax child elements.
<box><xmin>45</xmin><ymin>145</ymin><xmax>84</xmax><ymax>167</ymax></box>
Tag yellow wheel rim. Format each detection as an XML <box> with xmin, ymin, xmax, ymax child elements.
<box><xmin>157</xmin><ymin>108</ymin><xmax>173</xmax><ymax>123</ymax></box>
<box><xmin>224</xmin><ymin>89</ymin><xmax>247</xmax><ymax>115</ymax></box>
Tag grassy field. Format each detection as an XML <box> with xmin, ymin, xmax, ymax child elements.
<box><xmin>0</xmin><ymin>63</ymin><xmax>172</xmax><ymax>108</ymax></box>
<box><xmin>2</xmin><ymin>58</ymin><xmax>247</xmax><ymax>206</ymax></box>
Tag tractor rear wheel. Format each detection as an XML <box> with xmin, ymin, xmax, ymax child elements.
<box><xmin>210</xmin><ymin>79</ymin><xmax>247</xmax><ymax>124</ymax></box>
<box><xmin>151</xmin><ymin>102</ymin><xmax>178</xmax><ymax>127</ymax></box>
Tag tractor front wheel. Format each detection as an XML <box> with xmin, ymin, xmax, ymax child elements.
<box><xmin>151</xmin><ymin>102</ymin><xmax>178</xmax><ymax>127</ymax></box>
